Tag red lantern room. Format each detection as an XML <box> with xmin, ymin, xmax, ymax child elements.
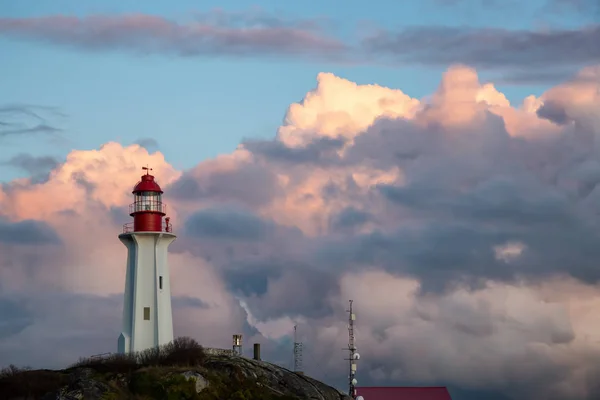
<box><xmin>122</xmin><ymin>166</ymin><xmax>173</xmax><ymax>233</ymax></box>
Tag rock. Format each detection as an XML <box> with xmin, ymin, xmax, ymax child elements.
<box><xmin>0</xmin><ymin>352</ymin><xmax>351</xmax><ymax>400</ymax></box>
<box><xmin>55</xmin><ymin>368</ymin><xmax>110</xmax><ymax>400</ymax></box>
<box><xmin>203</xmin><ymin>354</ymin><xmax>351</xmax><ymax>400</ymax></box>
<box><xmin>180</xmin><ymin>370</ymin><xmax>209</xmax><ymax>393</ymax></box>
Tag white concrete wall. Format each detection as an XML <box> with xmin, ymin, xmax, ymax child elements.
<box><xmin>118</xmin><ymin>231</ymin><xmax>176</xmax><ymax>354</ymax></box>
<box><xmin>155</xmin><ymin>235</ymin><xmax>175</xmax><ymax>346</ymax></box>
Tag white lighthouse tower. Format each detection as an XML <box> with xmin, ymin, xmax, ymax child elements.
<box><xmin>117</xmin><ymin>166</ymin><xmax>176</xmax><ymax>354</ymax></box>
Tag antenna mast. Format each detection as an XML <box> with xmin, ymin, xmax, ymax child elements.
<box><xmin>293</xmin><ymin>325</ymin><xmax>304</xmax><ymax>374</ymax></box>
<box><xmin>345</xmin><ymin>300</ymin><xmax>361</xmax><ymax>399</ymax></box>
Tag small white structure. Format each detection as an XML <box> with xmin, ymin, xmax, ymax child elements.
<box><xmin>117</xmin><ymin>167</ymin><xmax>176</xmax><ymax>354</ymax></box>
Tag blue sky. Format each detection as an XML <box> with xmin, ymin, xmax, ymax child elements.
<box><xmin>0</xmin><ymin>0</ymin><xmax>593</xmax><ymax>181</ymax></box>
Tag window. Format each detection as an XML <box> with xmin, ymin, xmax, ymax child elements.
<box><xmin>159</xmin><ymin>276</ymin><xmax>163</xmax><ymax>290</ymax></box>
<box><xmin>134</xmin><ymin>192</ymin><xmax>162</xmax><ymax>212</ymax></box>
<box><xmin>143</xmin><ymin>307</ymin><xmax>150</xmax><ymax>320</ymax></box>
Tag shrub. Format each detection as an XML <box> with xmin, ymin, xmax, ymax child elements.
<box><xmin>70</xmin><ymin>336</ymin><xmax>206</xmax><ymax>372</ymax></box>
<box><xmin>161</xmin><ymin>337</ymin><xmax>206</xmax><ymax>367</ymax></box>
<box><xmin>70</xmin><ymin>353</ymin><xmax>138</xmax><ymax>374</ymax></box>
<box><xmin>137</xmin><ymin>346</ymin><xmax>163</xmax><ymax>366</ymax></box>
<box><xmin>0</xmin><ymin>364</ymin><xmax>30</xmax><ymax>378</ymax></box>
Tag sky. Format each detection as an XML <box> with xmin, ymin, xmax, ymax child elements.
<box><xmin>1</xmin><ymin>1</ymin><xmax>600</xmax><ymax>399</ymax></box>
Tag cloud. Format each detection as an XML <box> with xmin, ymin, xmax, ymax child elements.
<box><xmin>0</xmin><ymin>218</ymin><xmax>61</xmax><ymax>245</ymax></box>
<box><xmin>2</xmin><ymin>64</ymin><xmax>600</xmax><ymax>399</ymax></box>
<box><xmin>2</xmin><ymin>9</ymin><xmax>598</xmax><ymax>85</ymax></box>
<box><xmin>0</xmin><ymin>104</ymin><xmax>64</xmax><ymax>139</ymax></box>
<box><xmin>432</xmin><ymin>0</ymin><xmax>599</xmax><ymax>16</ymax></box>
<box><xmin>185</xmin><ymin>206</ymin><xmax>273</xmax><ymax>240</ymax></box>
<box><xmin>168</xmin><ymin>152</ymin><xmax>281</xmax><ymax>208</ymax></box>
<box><xmin>134</xmin><ymin>137</ymin><xmax>159</xmax><ymax>152</ymax></box>
<box><xmin>1</xmin><ymin>153</ymin><xmax>61</xmax><ymax>183</ymax></box>
<box><xmin>362</xmin><ymin>25</ymin><xmax>600</xmax><ymax>83</ymax></box>
<box><xmin>0</xmin><ymin>11</ymin><xmax>346</xmax><ymax>60</ymax></box>
<box><xmin>544</xmin><ymin>0</ymin><xmax>600</xmax><ymax>15</ymax></box>
<box><xmin>430</xmin><ymin>0</ymin><xmax>519</xmax><ymax>9</ymax></box>
<box><xmin>0</xmin><ymin>298</ymin><xmax>34</xmax><ymax>339</ymax></box>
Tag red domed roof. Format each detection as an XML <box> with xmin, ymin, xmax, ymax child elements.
<box><xmin>133</xmin><ymin>173</ymin><xmax>163</xmax><ymax>193</ymax></box>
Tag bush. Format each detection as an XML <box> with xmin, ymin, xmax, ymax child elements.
<box><xmin>137</xmin><ymin>336</ymin><xmax>206</xmax><ymax>367</ymax></box>
<box><xmin>162</xmin><ymin>337</ymin><xmax>206</xmax><ymax>367</ymax></box>
<box><xmin>0</xmin><ymin>364</ymin><xmax>30</xmax><ymax>378</ymax></box>
<box><xmin>71</xmin><ymin>336</ymin><xmax>206</xmax><ymax>371</ymax></box>
<box><xmin>137</xmin><ymin>346</ymin><xmax>163</xmax><ymax>366</ymax></box>
<box><xmin>71</xmin><ymin>353</ymin><xmax>138</xmax><ymax>374</ymax></box>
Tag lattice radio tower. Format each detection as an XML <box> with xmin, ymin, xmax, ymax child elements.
<box><xmin>293</xmin><ymin>325</ymin><xmax>304</xmax><ymax>374</ymax></box>
<box><xmin>344</xmin><ymin>300</ymin><xmax>362</xmax><ymax>399</ymax></box>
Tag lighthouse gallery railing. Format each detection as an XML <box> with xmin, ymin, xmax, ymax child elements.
<box><xmin>122</xmin><ymin>221</ymin><xmax>173</xmax><ymax>234</ymax></box>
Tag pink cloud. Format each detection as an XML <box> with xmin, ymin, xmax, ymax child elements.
<box><xmin>0</xmin><ymin>12</ymin><xmax>346</xmax><ymax>59</ymax></box>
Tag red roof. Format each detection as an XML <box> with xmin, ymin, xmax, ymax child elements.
<box><xmin>356</xmin><ymin>387</ymin><xmax>452</xmax><ymax>400</ymax></box>
<box><xmin>133</xmin><ymin>174</ymin><xmax>163</xmax><ymax>194</ymax></box>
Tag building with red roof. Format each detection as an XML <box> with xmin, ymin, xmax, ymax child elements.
<box><xmin>355</xmin><ymin>386</ymin><xmax>453</xmax><ymax>400</ymax></box>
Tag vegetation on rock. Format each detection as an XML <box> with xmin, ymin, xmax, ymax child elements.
<box><xmin>0</xmin><ymin>337</ymin><xmax>348</xmax><ymax>400</ymax></box>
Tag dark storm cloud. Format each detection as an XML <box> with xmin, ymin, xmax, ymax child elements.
<box><xmin>0</xmin><ymin>219</ymin><xmax>61</xmax><ymax>245</ymax></box>
<box><xmin>226</xmin><ymin>104</ymin><xmax>600</xmax><ymax>295</ymax></box>
<box><xmin>536</xmin><ymin>100</ymin><xmax>573</xmax><ymax>125</ymax></box>
<box><xmin>338</xmin><ymin>220</ymin><xmax>600</xmax><ymax>293</ymax></box>
<box><xmin>171</xmin><ymin>296</ymin><xmax>211</xmax><ymax>309</ymax></box>
<box><xmin>243</xmin><ymin>136</ymin><xmax>346</xmax><ymax>165</ymax></box>
<box><xmin>71</xmin><ymin>171</ymin><xmax>97</xmax><ymax>195</ymax></box>
<box><xmin>168</xmin><ymin>163</ymin><xmax>281</xmax><ymax>207</ymax></box>
<box><xmin>498</xmin><ymin>68</ymin><xmax>583</xmax><ymax>85</ymax></box>
<box><xmin>185</xmin><ymin>207</ymin><xmax>272</xmax><ymax>240</ymax></box>
<box><xmin>240</xmin><ymin>267</ymin><xmax>339</xmax><ymax>320</ymax></box>
<box><xmin>0</xmin><ymin>293</ymin><xmax>122</xmax><ymax>369</ymax></box>
<box><xmin>310</xmin><ymin>117</ymin><xmax>600</xmax><ymax>291</ymax></box>
<box><xmin>329</xmin><ymin>206</ymin><xmax>372</xmax><ymax>232</ymax></box>
<box><xmin>0</xmin><ymin>299</ymin><xmax>34</xmax><ymax>339</ymax></box>
<box><xmin>380</xmin><ymin>176</ymin><xmax>574</xmax><ymax>226</ymax></box>
<box><xmin>362</xmin><ymin>24</ymin><xmax>600</xmax><ymax>71</ymax></box>
<box><xmin>0</xmin><ymin>12</ymin><xmax>346</xmax><ymax>60</ymax></box>
<box><xmin>1</xmin><ymin>153</ymin><xmax>60</xmax><ymax>182</ymax></box>
<box><xmin>223</xmin><ymin>264</ymin><xmax>280</xmax><ymax>297</ymax></box>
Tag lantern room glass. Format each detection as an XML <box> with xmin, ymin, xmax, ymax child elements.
<box><xmin>134</xmin><ymin>191</ymin><xmax>162</xmax><ymax>212</ymax></box>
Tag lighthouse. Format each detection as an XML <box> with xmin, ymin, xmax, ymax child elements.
<box><xmin>117</xmin><ymin>166</ymin><xmax>176</xmax><ymax>354</ymax></box>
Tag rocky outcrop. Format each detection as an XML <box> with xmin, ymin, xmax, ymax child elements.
<box><xmin>204</xmin><ymin>354</ymin><xmax>349</xmax><ymax>400</ymax></box>
<box><xmin>52</xmin><ymin>368</ymin><xmax>110</xmax><ymax>400</ymax></box>
<box><xmin>180</xmin><ymin>370</ymin><xmax>210</xmax><ymax>393</ymax></box>
<box><xmin>1</xmin><ymin>353</ymin><xmax>351</xmax><ymax>400</ymax></box>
